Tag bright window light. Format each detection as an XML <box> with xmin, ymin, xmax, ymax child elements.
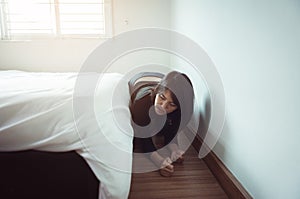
<box><xmin>0</xmin><ymin>0</ymin><xmax>111</xmax><ymax>39</ymax></box>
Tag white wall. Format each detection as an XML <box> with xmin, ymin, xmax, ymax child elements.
<box><xmin>171</xmin><ymin>0</ymin><xmax>300</xmax><ymax>198</ymax></box>
<box><xmin>0</xmin><ymin>0</ymin><xmax>171</xmax><ymax>72</ymax></box>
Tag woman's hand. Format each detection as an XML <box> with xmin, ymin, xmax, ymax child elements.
<box><xmin>171</xmin><ymin>149</ymin><xmax>185</xmax><ymax>163</ymax></box>
<box><xmin>159</xmin><ymin>157</ymin><xmax>174</xmax><ymax>177</ymax></box>
<box><xmin>150</xmin><ymin>152</ymin><xmax>174</xmax><ymax>177</ymax></box>
<box><xmin>161</xmin><ymin>157</ymin><xmax>174</xmax><ymax>171</ymax></box>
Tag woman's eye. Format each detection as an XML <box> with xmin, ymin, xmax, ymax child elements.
<box><xmin>170</xmin><ymin>103</ymin><xmax>177</xmax><ymax>107</ymax></box>
<box><xmin>159</xmin><ymin>94</ymin><xmax>166</xmax><ymax>100</ymax></box>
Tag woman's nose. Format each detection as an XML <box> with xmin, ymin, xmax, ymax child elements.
<box><xmin>161</xmin><ymin>101</ymin><xmax>169</xmax><ymax>110</ymax></box>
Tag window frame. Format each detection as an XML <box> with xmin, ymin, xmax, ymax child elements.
<box><xmin>0</xmin><ymin>0</ymin><xmax>113</xmax><ymax>40</ymax></box>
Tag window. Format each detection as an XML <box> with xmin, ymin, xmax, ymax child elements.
<box><xmin>0</xmin><ymin>0</ymin><xmax>112</xmax><ymax>40</ymax></box>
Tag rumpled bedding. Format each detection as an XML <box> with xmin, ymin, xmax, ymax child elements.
<box><xmin>0</xmin><ymin>70</ymin><xmax>133</xmax><ymax>199</ymax></box>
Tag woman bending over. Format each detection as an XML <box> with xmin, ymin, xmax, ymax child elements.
<box><xmin>130</xmin><ymin>71</ymin><xmax>194</xmax><ymax>176</ymax></box>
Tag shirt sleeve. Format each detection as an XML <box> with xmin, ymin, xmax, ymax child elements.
<box><xmin>160</xmin><ymin>118</ymin><xmax>180</xmax><ymax>147</ymax></box>
<box><xmin>139</xmin><ymin>137</ymin><xmax>157</xmax><ymax>153</ymax></box>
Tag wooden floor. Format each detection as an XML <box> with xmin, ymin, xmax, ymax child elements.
<box><xmin>129</xmin><ymin>146</ymin><xmax>228</xmax><ymax>199</ymax></box>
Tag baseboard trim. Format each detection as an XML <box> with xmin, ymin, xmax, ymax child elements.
<box><xmin>192</xmin><ymin>134</ymin><xmax>253</xmax><ymax>199</ymax></box>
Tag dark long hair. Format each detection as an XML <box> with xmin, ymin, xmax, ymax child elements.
<box><xmin>153</xmin><ymin>71</ymin><xmax>194</xmax><ymax>131</ymax></box>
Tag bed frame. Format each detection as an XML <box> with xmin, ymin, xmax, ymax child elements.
<box><xmin>0</xmin><ymin>150</ymin><xmax>99</xmax><ymax>199</ymax></box>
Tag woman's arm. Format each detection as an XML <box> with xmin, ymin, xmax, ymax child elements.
<box><xmin>168</xmin><ymin>143</ymin><xmax>184</xmax><ymax>162</ymax></box>
<box><xmin>139</xmin><ymin>137</ymin><xmax>157</xmax><ymax>153</ymax></box>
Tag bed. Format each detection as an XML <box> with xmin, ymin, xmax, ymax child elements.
<box><xmin>0</xmin><ymin>70</ymin><xmax>133</xmax><ymax>199</ymax></box>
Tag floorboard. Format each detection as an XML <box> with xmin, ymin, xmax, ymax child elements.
<box><xmin>129</xmin><ymin>146</ymin><xmax>228</xmax><ymax>199</ymax></box>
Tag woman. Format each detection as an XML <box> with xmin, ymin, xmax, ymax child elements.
<box><xmin>130</xmin><ymin>71</ymin><xmax>194</xmax><ymax>176</ymax></box>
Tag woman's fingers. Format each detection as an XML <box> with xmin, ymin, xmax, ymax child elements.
<box><xmin>159</xmin><ymin>166</ymin><xmax>173</xmax><ymax>177</ymax></box>
<box><xmin>159</xmin><ymin>157</ymin><xmax>174</xmax><ymax>177</ymax></box>
<box><xmin>161</xmin><ymin>157</ymin><xmax>174</xmax><ymax>171</ymax></box>
<box><xmin>171</xmin><ymin>150</ymin><xmax>185</xmax><ymax>163</ymax></box>
<box><xmin>171</xmin><ymin>150</ymin><xmax>183</xmax><ymax>162</ymax></box>
<box><xmin>162</xmin><ymin>165</ymin><xmax>174</xmax><ymax>173</ymax></box>
<box><xmin>161</xmin><ymin>157</ymin><xmax>171</xmax><ymax>167</ymax></box>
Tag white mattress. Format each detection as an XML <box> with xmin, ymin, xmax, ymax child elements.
<box><xmin>0</xmin><ymin>70</ymin><xmax>133</xmax><ymax>199</ymax></box>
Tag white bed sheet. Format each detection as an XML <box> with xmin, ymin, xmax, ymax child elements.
<box><xmin>0</xmin><ymin>70</ymin><xmax>133</xmax><ymax>199</ymax></box>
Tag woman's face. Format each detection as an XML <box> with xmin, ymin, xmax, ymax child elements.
<box><xmin>154</xmin><ymin>89</ymin><xmax>178</xmax><ymax>115</ymax></box>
